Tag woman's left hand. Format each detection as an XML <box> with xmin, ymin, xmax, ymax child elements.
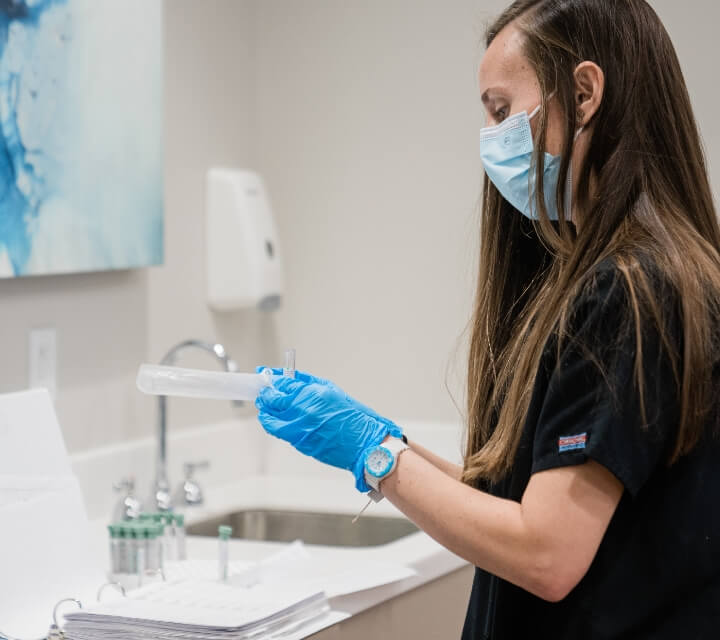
<box><xmin>255</xmin><ymin>374</ymin><xmax>402</xmax><ymax>492</ymax></box>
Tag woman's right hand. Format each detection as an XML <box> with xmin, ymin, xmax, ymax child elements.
<box><xmin>256</xmin><ymin>366</ymin><xmax>401</xmax><ymax>434</ymax></box>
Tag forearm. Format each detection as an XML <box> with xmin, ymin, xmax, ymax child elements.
<box><xmin>380</xmin><ymin>449</ymin><xmax>555</xmax><ymax>600</ymax></box>
<box><xmin>405</xmin><ymin>438</ymin><xmax>463</xmax><ymax>481</ymax></box>
<box><xmin>257</xmin><ymin>375</ymin><xmax>615</xmax><ymax>604</ymax></box>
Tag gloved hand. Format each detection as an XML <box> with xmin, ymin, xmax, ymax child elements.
<box><xmin>256</xmin><ymin>367</ymin><xmax>400</xmax><ymax>432</ymax></box>
<box><xmin>255</xmin><ymin>373</ymin><xmax>403</xmax><ymax>492</ymax></box>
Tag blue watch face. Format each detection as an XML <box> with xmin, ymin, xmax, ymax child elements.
<box><xmin>365</xmin><ymin>445</ymin><xmax>394</xmax><ymax>478</ymax></box>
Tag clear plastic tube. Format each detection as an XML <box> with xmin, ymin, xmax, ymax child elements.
<box><xmin>127</xmin><ymin>526</ymin><xmax>138</xmax><ymax>575</ymax></box>
<box><xmin>163</xmin><ymin>514</ymin><xmax>175</xmax><ymax>564</ymax></box>
<box><xmin>283</xmin><ymin>348</ymin><xmax>296</xmax><ymax>378</ymax></box>
<box><xmin>136</xmin><ymin>545</ymin><xmax>146</xmax><ymax>587</ymax></box>
<box><xmin>218</xmin><ymin>525</ymin><xmax>232</xmax><ymax>581</ymax></box>
<box><xmin>117</xmin><ymin>526</ymin><xmax>128</xmax><ymax>573</ymax></box>
<box><xmin>108</xmin><ymin>525</ymin><xmax>119</xmax><ymax>574</ymax></box>
<box><xmin>136</xmin><ymin>364</ymin><xmax>273</xmax><ymax>401</ymax></box>
<box><xmin>144</xmin><ymin>529</ymin><xmax>155</xmax><ymax>572</ymax></box>
<box><xmin>175</xmin><ymin>513</ymin><xmax>187</xmax><ymax>561</ymax></box>
<box><xmin>152</xmin><ymin>522</ymin><xmax>165</xmax><ymax>569</ymax></box>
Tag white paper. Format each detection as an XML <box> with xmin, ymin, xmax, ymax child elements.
<box><xmin>310</xmin><ymin>558</ymin><xmax>417</xmax><ymax>597</ymax></box>
<box><xmin>0</xmin><ymin>389</ymin><xmax>73</xmax><ymax>477</ymax></box>
<box><xmin>0</xmin><ymin>390</ymin><xmax>104</xmax><ymax>639</ymax></box>
<box><xmin>229</xmin><ymin>539</ymin><xmax>417</xmax><ymax>597</ymax></box>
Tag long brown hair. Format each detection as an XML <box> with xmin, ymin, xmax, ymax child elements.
<box><xmin>464</xmin><ymin>0</ymin><xmax>720</xmax><ymax>486</ymax></box>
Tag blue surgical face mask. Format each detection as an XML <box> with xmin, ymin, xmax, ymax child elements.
<box><xmin>479</xmin><ymin>101</ymin><xmax>576</xmax><ymax>221</ymax></box>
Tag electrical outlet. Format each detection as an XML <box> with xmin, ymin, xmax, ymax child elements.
<box><xmin>29</xmin><ymin>328</ymin><xmax>57</xmax><ymax>401</ymax></box>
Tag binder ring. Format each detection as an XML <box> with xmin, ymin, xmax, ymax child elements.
<box><xmin>143</xmin><ymin>567</ymin><xmax>167</xmax><ymax>582</ymax></box>
<box><xmin>96</xmin><ymin>582</ymin><xmax>126</xmax><ymax>602</ymax></box>
<box><xmin>52</xmin><ymin>598</ymin><xmax>82</xmax><ymax>629</ymax></box>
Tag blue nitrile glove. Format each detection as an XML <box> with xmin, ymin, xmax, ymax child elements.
<box><xmin>256</xmin><ymin>366</ymin><xmax>402</xmax><ymax>435</ymax></box>
<box><xmin>255</xmin><ymin>375</ymin><xmax>403</xmax><ymax>492</ymax></box>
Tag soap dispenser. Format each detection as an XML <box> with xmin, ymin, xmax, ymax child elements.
<box><xmin>205</xmin><ymin>168</ymin><xmax>285</xmax><ymax>312</ymax></box>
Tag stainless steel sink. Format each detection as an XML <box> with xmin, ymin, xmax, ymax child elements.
<box><xmin>186</xmin><ymin>509</ymin><xmax>419</xmax><ymax>547</ymax></box>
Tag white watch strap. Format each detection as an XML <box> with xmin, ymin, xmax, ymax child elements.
<box><xmin>364</xmin><ymin>438</ymin><xmax>409</xmax><ymax>492</ymax></box>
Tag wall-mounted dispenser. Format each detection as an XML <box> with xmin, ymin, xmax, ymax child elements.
<box><xmin>206</xmin><ymin>168</ymin><xmax>284</xmax><ymax>311</ymax></box>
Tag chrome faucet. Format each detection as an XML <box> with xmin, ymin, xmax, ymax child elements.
<box><xmin>150</xmin><ymin>339</ymin><xmax>240</xmax><ymax>511</ymax></box>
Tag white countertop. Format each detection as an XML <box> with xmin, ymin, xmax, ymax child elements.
<box><xmin>87</xmin><ymin>474</ymin><xmax>468</xmax><ymax>623</ymax></box>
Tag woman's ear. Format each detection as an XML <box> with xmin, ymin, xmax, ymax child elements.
<box><xmin>574</xmin><ymin>61</ymin><xmax>605</xmax><ymax>126</ymax></box>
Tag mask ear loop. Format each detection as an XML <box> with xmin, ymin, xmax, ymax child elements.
<box><xmin>537</xmin><ymin>91</ymin><xmax>584</xmax><ymax>221</ymax></box>
<box><xmin>526</xmin><ymin>92</ymin><xmax>554</xmax><ymax>218</ymax></box>
<box><xmin>565</xmin><ymin>123</ymin><xmax>586</xmax><ymax>222</ymax></box>
<box><xmin>528</xmin><ymin>90</ymin><xmax>557</xmax><ymax>121</ymax></box>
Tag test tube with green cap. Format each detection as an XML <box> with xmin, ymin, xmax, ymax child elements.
<box><xmin>149</xmin><ymin>523</ymin><xmax>162</xmax><ymax>571</ymax></box>
<box><xmin>116</xmin><ymin>524</ymin><xmax>129</xmax><ymax>574</ymax></box>
<box><xmin>144</xmin><ymin>525</ymin><xmax>155</xmax><ymax>571</ymax></box>
<box><xmin>136</xmin><ymin>525</ymin><xmax>147</xmax><ymax>585</ymax></box>
<box><xmin>158</xmin><ymin>522</ymin><xmax>167</xmax><ymax>569</ymax></box>
<box><xmin>175</xmin><ymin>513</ymin><xmax>187</xmax><ymax>561</ymax></box>
<box><xmin>107</xmin><ymin>525</ymin><xmax>119</xmax><ymax>574</ymax></box>
<box><xmin>145</xmin><ymin>524</ymin><xmax>156</xmax><ymax>584</ymax></box>
<box><xmin>218</xmin><ymin>525</ymin><xmax>232</xmax><ymax>581</ymax></box>
<box><xmin>125</xmin><ymin>524</ymin><xmax>138</xmax><ymax>575</ymax></box>
<box><xmin>160</xmin><ymin>513</ymin><xmax>174</xmax><ymax>563</ymax></box>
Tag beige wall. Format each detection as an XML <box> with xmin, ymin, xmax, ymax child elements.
<box><xmin>252</xmin><ymin>0</ymin><xmax>488</xmax><ymax>431</ymax></box>
<box><xmin>0</xmin><ymin>269</ymin><xmax>150</xmax><ymax>452</ymax></box>
<box><xmin>650</xmin><ymin>0</ymin><xmax>719</xmax><ymax>199</ymax></box>
<box><xmin>0</xmin><ymin>0</ymin><xmax>716</xmax><ymax>456</ymax></box>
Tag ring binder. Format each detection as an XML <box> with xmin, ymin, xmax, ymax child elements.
<box><xmin>0</xmin><ymin>584</ymin><xmax>130</xmax><ymax>640</ymax></box>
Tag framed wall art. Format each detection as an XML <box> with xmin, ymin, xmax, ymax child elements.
<box><xmin>0</xmin><ymin>0</ymin><xmax>163</xmax><ymax>278</ymax></box>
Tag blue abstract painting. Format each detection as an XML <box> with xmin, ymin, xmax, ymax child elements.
<box><xmin>0</xmin><ymin>0</ymin><xmax>163</xmax><ymax>277</ymax></box>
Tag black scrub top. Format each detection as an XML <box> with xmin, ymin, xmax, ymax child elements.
<box><xmin>461</xmin><ymin>258</ymin><xmax>720</xmax><ymax>640</ymax></box>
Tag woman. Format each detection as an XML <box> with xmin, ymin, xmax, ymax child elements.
<box><xmin>256</xmin><ymin>0</ymin><xmax>720</xmax><ymax>637</ymax></box>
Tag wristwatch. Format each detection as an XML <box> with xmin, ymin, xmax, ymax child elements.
<box><xmin>364</xmin><ymin>437</ymin><xmax>409</xmax><ymax>492</ymax></box>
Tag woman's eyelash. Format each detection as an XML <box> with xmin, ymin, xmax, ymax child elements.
<box><xmin>494</xmin><ymin>107</ymin><xmax>508</xmax><ymax>121</ymax></box>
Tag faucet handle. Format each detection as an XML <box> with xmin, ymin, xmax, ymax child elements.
<box><xmin>176</xmin><ymin>461</ymin><xmax>210</xmax><ymax>506</ymax></box>
<box><xmin>112</xmin><ymin>477</ymin><xmax>142</xmax><ymax>521</ymax></box>
<box><xmin>183</xmin><ymin>460</ymin><xmax>210</xmax><ymax>479</ymax></box>
<box><xmin>113</xmin><ymin>477</ymin><xmax>136</xmax><ymax>494</ymax></box>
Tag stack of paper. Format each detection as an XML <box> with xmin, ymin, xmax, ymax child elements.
<box><xmin>62</xmin><ymin>538</ymin><xmax>416</xmax><ymax>639</ymax></box>
<box><xmin>63</xmin><ymin>580</ymin><xmax>339</xmax><ymax>640</ymax></box>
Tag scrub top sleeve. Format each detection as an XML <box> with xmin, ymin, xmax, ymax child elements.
<box><xmin>530</xmin><ymin>263</ymin><xmax>681</xmax><ymax>499</ymax></box>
